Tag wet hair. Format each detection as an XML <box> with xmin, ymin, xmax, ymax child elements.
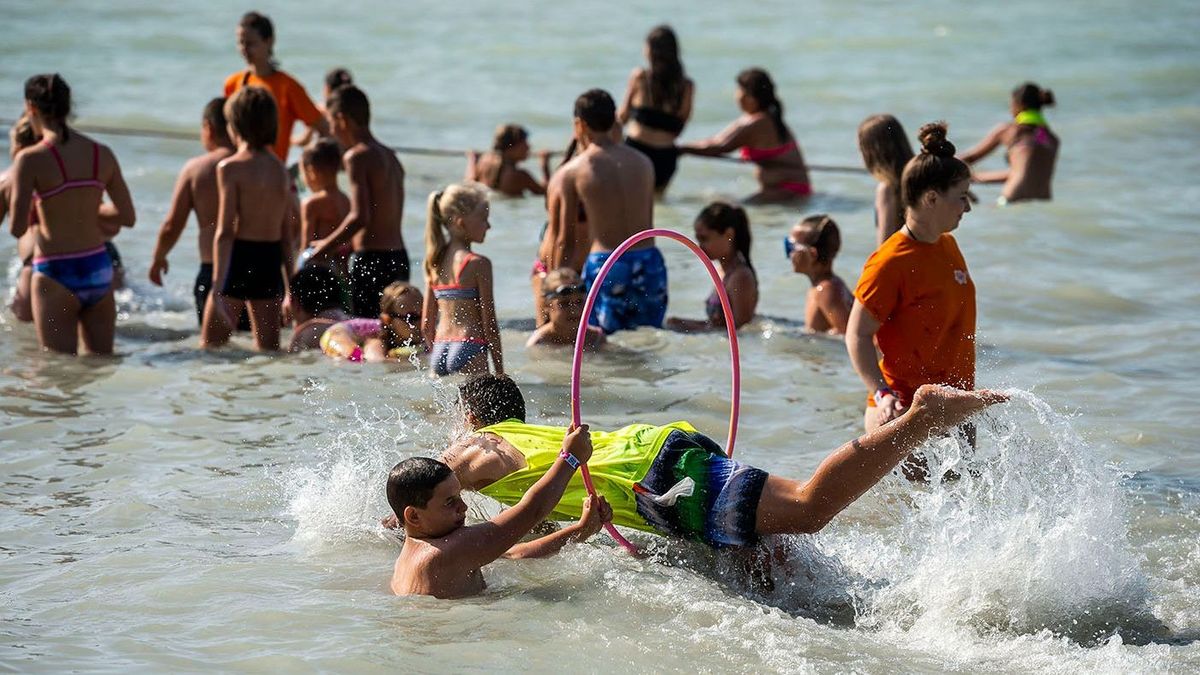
<box><xmin>492</xmin><ymin>124</ymin><xmax>528</xmax><ymax>152</ymax></box>
<box><xmin>290</xmin><ymin>265</ymin><xmax>342</xmax><ymax>315</ymax></box>
<box><xmin>795</xmin><ymin>214</ymin><xmax>841</xmax><ymax>264</ymax></box>
<box><xmin>458</xmin><ymin>374</ymin><xmax>526</xmax><ymax>427</ymax></box>
<box><xmin>386</xmin><ymin>457</ymin><xmax>454</xmax><ymax>519</ymax></box>
<box><xmin>10</xmin><ymin>116</ymin><xmax>39</xmax><ymax>153</ymax></box>
<box><xmin>541</xmin><ymin>267</ymin><xmax>582</xmax><ymax>296</ymax></box>
<box><xmin>378</xmin><ymin>282</ymin><xmax>423</xmax><ymax>352</ymax></box>
<box><xmin>239</xmin><ymin>11</ymin><xmax>274</xmax><ymax>42</ymax></box>
<box><xmin>424</xmin><ymin>183</ymin><xmax>488</xmax><ymax>277</ymax></box>
<box><xmin>645</xmin><ymin>25</ymin><xmax>686</xmax><ymax>112</ymax></box>
<box><xmin>736</xmin><ymin>68</ymin><xmax>790</xmax><ymax>142</ymax></box>
<box><xmin>24</xmin><ymin>73</ymin><xmax>72</xmax><ymax>140</ymax></box>
<box><xmin>1012</xmin><ymin>82</ymin><xmax>1055</xmax><ymax>111</ymax></box>
<box><xmin>324</xmin><ymin>68</ymin><xmax>353</xmax><ymax>93</ymax></box>
<box><xmin>574</xmin><ymin>89</ymin><xmax>616</xmax><ymax>132</ymax></box>
<box><xmin>224</xmin><ymin>86</ymin><xmax>277</xmax><ymax>150</ymax></box>
<box><xmin>557</xmin><ymin>138</ymin><xmax>579</xmax><ymax>170</ymax></box>
<box><xmin>202</xmin><ymin>97</ymin><xmax>229</xmax><ymax>141</ymax></box>
<box><xmin>327</xmin><ymin>85</ymin><xmax>370</xmax><ymax>127</ymax></box>
<box><xmin>695</xmin><ymin>202</ymin><xmax>755</xmax><ymax>278</ymax></box>
<box><xmin>301</xmin><ymin>138</ymin><xmax>342</xmax><ymax>173</ymax></box>
<box><xmin>900</xmin><ymin>122</ymin><xmax>971</xmax><ymax>209</ymax></box>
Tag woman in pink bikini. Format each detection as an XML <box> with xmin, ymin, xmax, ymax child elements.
<box><xmin>679</xmin><ymin>68</ymin><xmax>811</xmax><ymax>204</ymax></box>
<box><xmin>959</xmin><ymin>82</ymin><xmax>1059</xmax><ymax>204</ymax></box>
<box><xmin>8</xmin><ymin>74</ymin><xmax>136</xmax><ymax>355</ymax></box>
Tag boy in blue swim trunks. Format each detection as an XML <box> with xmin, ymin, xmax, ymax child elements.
<box><xmin>387</xmin><ymin>375</ymin><xmax>1008</xmax><ymax>549</ymax></box>
<box><xmin>546</xmin><ymin>90</ymin><xmax>664</xmax><ymax>334</ymax></box>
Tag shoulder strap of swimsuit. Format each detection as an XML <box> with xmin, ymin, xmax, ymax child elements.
<box><xmin>44</xmin><ymin>141</ymin><xmax>68</xmax><ymax>181</ymax></box>
<box><xmin>454</xmin><ymin>252</ymin><xmax>478</xmax><ymax>284</ymax></box>
<box><xmin>91</xmin><ymin>142</ymin><xmax>100</xmax><ymax>180</ymax></box>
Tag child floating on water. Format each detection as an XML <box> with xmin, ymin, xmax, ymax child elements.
<box><xmin>388</xmin><ymin>424</ymin><xmax>612</xmax><ymax>598</ymax></box>
<box><xmin>420</xmin><ymin>183</ymin><xmax>504</xmax><ymax>377</ymax></box>
<box><xmin>526</xmin><ymin>267</ymin><xmax>605</xmax><ymax>349</ymax></box>
<box><xmin>787</xmin><ymin>214</ymin><xmax>852</xmax><ymax>335</ymax></box>
<box><xmin>465</xmin><ymin>124</ymin><xmax>550</xmax><ymax>197</ymax></box>
<box><xmin>299</xmin><ymin>139</ymin><xmax>350</xmax><ymax>276</ymax></box>
<box><xmin>320</xmin><ymin>281</ymin><xmax>423</xmax><ymax>362</ymax></box>
<box><xmin>665</xmin><ymin>202</ymin><xmax>758</xmax><ymax>332</ymax></box>
<box><xmin>201</xmin><ymin>86</ymin><xmax>295</xmax><ymax>351</ymax></box>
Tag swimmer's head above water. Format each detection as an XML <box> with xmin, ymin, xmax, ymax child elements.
<box><xmin>224</xmin><ymin>86</ymin><xmax>278</xmax><ymax>151</ymax></box>
<box><xmin>386</xmin><ymin>457</ymin><xmax>464</xmax><ymax>537</ymax></box>
<box><xmin>458</xmin><ymin>374</ymin><xmax>526</xmax><ymax>430</ymax></box>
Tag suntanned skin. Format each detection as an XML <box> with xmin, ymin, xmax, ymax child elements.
<box><xmin>959</xmin><ymin>100</ymin><xmax>1058</xmax><ymax>202</ymax></box>
<box><xmin>391</xmin><ymin>426</ymin><xmax>613</xmax><ymax>599</ymax></box>
<box><xmin>299</xmin><ymin>163</ymin><xmax>350</xmax><ymax>274</ymax></box>
<box><xmin>465</xmin><ymin>141</ymin><xmax>550</xmax><ymax>198</ymax></box>
<box><xmin>787</xmin><ymin>222</ymin><xmax>851</xmax><ymax>335</ymax></box>
<box><xmin>665</xmin><ymin>219</ymin><xmax>758</xmax><ymax>332</ymax></box>
<box><xmin>149</xmin><ymin>119</ymin><xmax>235</xmax><ymax>285</ymax></box>
<box><xmin>545</xmin><ymin>119</ymin><xmax>655</xmax><ymax>272</ymax></box>
<box><xmin>200</xmin><ymin>134</ymin><xmax>295</xmax><ymax>351</ymax></box>
<box><xmin>435</xmin><ymin>385</ymin><xmax>1006</xmax><ymax>540</ymax></box>
<box><xmin>308</xmin><ymin>108</ymin><xmax>405</xmax><ymax>259</ymax></box>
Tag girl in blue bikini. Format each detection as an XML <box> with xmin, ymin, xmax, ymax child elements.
<box><xmin>8</xmin><ymin>74</ymin><xmax>136</xmax><ymax>354</ymax></box>
<box><xmin>420</xmin><ymin>183</ymin><xmax>504</xmax><ymax>377</ymax></box>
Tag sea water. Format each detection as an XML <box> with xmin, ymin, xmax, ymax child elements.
<box><xmin>1</xmin><ymin>0</ymin><xmax>1197</xmax><ymax>671</ymax></box>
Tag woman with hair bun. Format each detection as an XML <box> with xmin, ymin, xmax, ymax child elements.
<box><xmin>9</xmin><ymin>73</ymin><xmax>136</xmax><ymax>354</ymax></box>
<box><xmin>960</xmin><ymin>81</ymin><xmax>1059</xmax><ymax>203</ymax></box>
<box><xmin>679</xmin><ymin>68</ymin><xmax>811</xmax><ymax>204</ymax></box>
<box><xmin>846</xmin><ymin>122</ymin><xmax>976</xmax><ymax>477</ymax></box>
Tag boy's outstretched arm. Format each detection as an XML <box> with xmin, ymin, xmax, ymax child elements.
<box><xmin>441</xmin><ymin>425</ymin><xmax>595</xmax><ymax>570</ymax></box>
<box><xmin>503</xmin><ymin>494</ymin><xmax>612</xmax><ymax>559</ymax></box>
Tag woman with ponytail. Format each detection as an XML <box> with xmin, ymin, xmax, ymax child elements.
<box><xmin>679</xmin><ymin>68</ymin><xmax>811</xmax><ymax>204</ymax></box>
<box><xmin>665</xmin><ymin>201</ymin><xmax>758</xmax><ymax>331</ymax></box>
<box><xmin>960</xmin><ymin>81</ymin><xmax>1059</xmax><ymax>203</ymax></box>
<box><xmin>420</xmin><ymin>183</ymin><xmax>503</xmax><ymax>377</ymax></box>
<box><xmin>847</xmin><ymin>122</ymin><xmax>976</xmax><ymax>478</ymax></box>
<box><xmin>9</xmin><ymin>73</ymin><xmax>136</xmax><ymax>354</ymax></box>
<box><xmin>617</xmin><ymin>25</ymin><xmax>695</xmax><ymax>194</ymax></box>
<box><xmin>786</xmin><ymin>214</ymin><xmax>852</xmax><ymax>335</ymax></box>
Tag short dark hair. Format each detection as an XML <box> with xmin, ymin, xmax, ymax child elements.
<box><xmin>459</xmin><ymin>374</ymin><xmax>526</xmax><ymax>427</ymax></box>
<box><xmin>239</xmin><ymin>11</ymin><xmax>274</xmax><ymax>41</ymax></box>
<box><xmin>325</xmin><ymin>68</ymin><xmax>353</xmax><ymax>92</ymax></box>
<box><xmin>573</xmin><ymin>89</ymin><xmax>616</xmax><ymax>132</ymax></box>
<box><xmin>202</xmin><ymin>97</ymin><xmax>228</xmax><ymax>137</ymax></box>
<box><xmin>290</xmin><ymin>265</ymin><xmax>342</xmax><ymax>315</ymax></box>
<box><xmin>328</xmin><ymin>85</ymin><xmax>370</xmax><ymax>127</ymax></box>
<box><xmin>301</xmin><ymin>138</ymin><xmax>342</xmax><ymax>173</ymax></box>
<box><xmin>224</xmin><ymin>86</ymin><xmax>277</xmax><ymax>150</ymax></box>
<box><xmin>387</xmin><ymin>457</ymin><xmax>454</xmax><ymax>519</ymax></box>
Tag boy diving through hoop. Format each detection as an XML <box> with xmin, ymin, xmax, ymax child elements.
<box><xmin>386</xmin><ymin>375</ymin><xmax>1007</xmax><ymax>595</ymax></box>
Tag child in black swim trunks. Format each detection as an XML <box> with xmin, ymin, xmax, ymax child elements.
<box><xmin>201</xmin><ymin>86</ymin><xmax>296</xmax><ymax>351</ymax></box>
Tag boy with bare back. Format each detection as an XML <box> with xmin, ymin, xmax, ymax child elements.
<box><xmin>307</xmin><ymin>85</ymin><xmax>408</xmax><ymax>317</ymax></box>
<box><xmin>149</xmin><ymin>98</ymin><xmax>237</xmax><ymax>326</ymax></box>
<box><xmin>388</xmin><ymin>425</ymin><xmax>612</xmax><ymax>598</ymax></box>
<box><xmin>546</xmin><ymin>89</ymin><xmax>663</xmax><ymax>334</ymax></box>
<box><xmin>298</xmin><ymin>139</ymin><xmax>350</xmax><ymax>276</ymax></box>
<box><xmin>201</xmin><ymin>86</ymin><xmax>295</xmax><ymax>351</ymax></box>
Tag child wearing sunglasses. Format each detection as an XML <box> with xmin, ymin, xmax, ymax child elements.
<box><xmin>526</xmin><ymin>268</ymin><xmax>606</xmax><ymax>349</ymax></box>
<box><xmin>320</xmin><ymin>282</ymin><xmax>425</xmax><ymax>361</ymax></box>
<box><xmin>786</xmin><ymin>214</ymin><xmax>852</xmax><ymax>335</ymax></box>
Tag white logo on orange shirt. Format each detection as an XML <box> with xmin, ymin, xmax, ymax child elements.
<box><xmin>954</xmin><ymin>270</ymin><xmax>968</xmax><ymax>285</ymax></box>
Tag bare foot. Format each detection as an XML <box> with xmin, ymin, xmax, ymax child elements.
<box><xmin>907</xmin><ymin>385</ymin><xmax>1008</xmax><ymax>433</ymax></box>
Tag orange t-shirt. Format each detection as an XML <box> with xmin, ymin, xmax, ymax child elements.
<box><xmin>855</xmin><ymin>232</ymin><xmax>976</xmax><ymax>406</ymax></box>
<box><xmin>224</xmin><ymin>69</ymin><xmax>322</xmax><ymax>162</ymax></box>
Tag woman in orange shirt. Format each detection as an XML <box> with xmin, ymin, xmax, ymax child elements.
<box><xmin>846</xmin><ymin>121</ymin><xmax>976</xmax><ymax>440</ymax></box>
<box><xmin>223</xmin><ymin>11</ymin><xmax>328</xmax><ymax>164</ymax></box>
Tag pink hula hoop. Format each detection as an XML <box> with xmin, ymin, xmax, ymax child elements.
<box><xmin>569</xmin><ymin>228</ymin><xmax>742</xmax><ymax>554</ymax></box>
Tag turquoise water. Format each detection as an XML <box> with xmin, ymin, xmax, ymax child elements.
<box><xmin>2</xmin><ymin>1</ymin><xmax>1198</xmax><ymax>671</ymax></box>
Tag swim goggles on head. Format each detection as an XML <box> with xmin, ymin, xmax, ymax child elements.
<box><xmin>783</xmin><ymin>236</ymin><xmax>795</xmax><ymax>258</ymax></box>
<box><xmin>544</xmin><ymin>283</ymin><xmax>585</xmax><ymax>299</ymax></box>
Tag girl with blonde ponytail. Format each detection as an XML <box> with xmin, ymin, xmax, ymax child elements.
<box><xmin>420</xmin><ymin>183</ymin><xmax>504</xmax><ymax>377</ymax></box>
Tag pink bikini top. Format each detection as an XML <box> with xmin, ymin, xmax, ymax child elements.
<box><xmin>740</xmin><ymin>139</ymin><xmax>797</xmax><ymax>163</ymax></box>
<box><xmin>34</xmin><ymin>140</ymin><xmax>104</xmax><ymax>201</ymax></box>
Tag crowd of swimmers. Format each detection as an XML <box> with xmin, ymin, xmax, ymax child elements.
<box><xmin>2</xmin><ymin>13</ymin><xmax>1060</xmax><ymax>596</ymax></box>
